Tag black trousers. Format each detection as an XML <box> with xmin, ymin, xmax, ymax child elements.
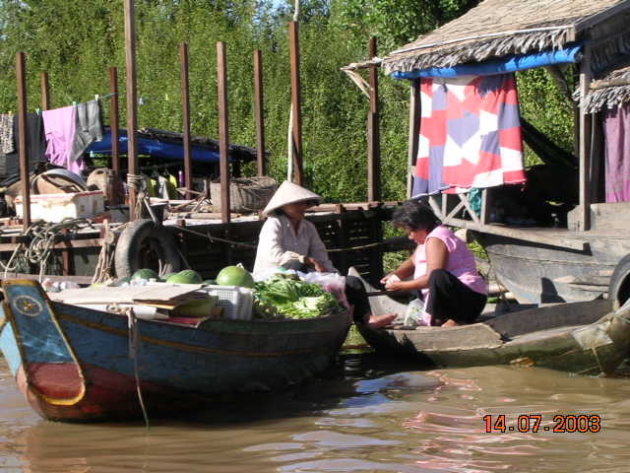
<box><xmin>425</xmin><ymin>269</ymin><xmax>487</xmax><ymax>326</ymax></box>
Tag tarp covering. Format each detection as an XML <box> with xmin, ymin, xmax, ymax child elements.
<box><xmin>392</xmin><ymin>45</ymin><xmax>581</xmax><ymax>79</ymax></box>
<box><xmin>412</xmin><ymin>73</ymin><xmax>526</xmax><ymax>198</ymax></box>
<box><xmin>86</xmin><ymin>129</ymin><xmax>230</xmax><ymax>163</ymax></box>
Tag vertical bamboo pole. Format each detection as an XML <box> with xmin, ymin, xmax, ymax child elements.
<box><xmin>40</xmin><ymin>72</ymin><xmax>50</xmax><ymax>111</ymax></box>
<box><xmin>288</xmin><ymin>21</ymin><xmax>304</xmax><ymax>185</ymax></box>
<box><xmin>123</xmin><ymin>0</ymin><xmax>138</xmax><ymax>219</ymax></box>
<box><xmin>217</xmin><ymin>41</ymin><xmax>231</xmax><ymax>224</ymax></box>
<box><xmin>367</xmin><ymin>37</ymin><xmax>381</xmax><ymax>202</ymax></box>
<box><xmin>406</xmin><ymin>80</ymin><xmax>421</xmax><ymax>198</ymax></box>
<box><xmin>578</xmin><ymin>45</ymin><xmax>592</xmax><ymax>231</ymax></box>
<box><xmin>109</xmin><ymin>67</ymin><xmax>121</xmax><ymax>181</ymax></box>
<box><xmin>180</xmin><ymin>43</ymin><xmax>193</xmax><ymax>200</ymax></box>
<box><xmin>16</xmin><ymin>53</ymin><xmax>31</xmax><ymax>230</ymax></box>
<box><xmin>253</xmin><ymin>50</ymin><xmax>266</xmax><ymax>176</ymax></box>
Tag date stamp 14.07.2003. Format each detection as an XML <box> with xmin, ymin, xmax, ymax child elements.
<box><xmin>483</xmin><ymin>414</ymin><xmax>601</xmax><ymax>433</ymax></box>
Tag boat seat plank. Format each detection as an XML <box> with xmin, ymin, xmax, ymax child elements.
<box><xmin>390</xmin><ymin>323</ymin><xmax>503</xmax><ymax>351</ymax></box>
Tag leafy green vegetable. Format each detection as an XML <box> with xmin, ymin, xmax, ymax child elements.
<box><xmin>253</xmin><ymin>276</ymin><xmax>342</xmax><ymax>320</ymax></box>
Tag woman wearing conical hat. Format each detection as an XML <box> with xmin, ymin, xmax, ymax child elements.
<box><xmin>253</xmin><ymin>181</ymin><xmax>396</xmax><ymax>328</ymax></box>
<box><xmin>253</xmin><ymin>181</ymin><xmax>335</xmax><ymax>275</ymax></box>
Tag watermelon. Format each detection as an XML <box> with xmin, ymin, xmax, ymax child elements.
<box><xmin>131</xmin><ymin>268</ymin><xmax>159</xmax><ymax>281</ymax></box>
<box><xmin>166</xmin><ymin>269</ymin><xmax>203</xmax><ymax>284</ymax></box>
<box><xmin>216</xmin><ymin>265</ymin><xmax>255</xmax><ymax>288</ymax></box>
<box><xmin>113</xmin><ymin>276</ymin><xmax>131</xmax><ymax>286</ymax></box>
<box><xmin>202</xmin><ymin>279</ymin><xmax>216</xmax><ymax>286</ymax></box>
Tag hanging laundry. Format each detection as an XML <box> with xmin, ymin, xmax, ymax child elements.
<box><xmin>42</xmin><ymin>106</ymin><xmax>84</xmax><ymax>174</ymax></box>
<box><xmin>412</xmin><ymin>74</ymin><xmax>526</xmax><ymax>198</ymax></box>
<box><xmin>604</xmin><ymin>102</ymin><xmax>630</xmax><ymax>202</ymax></box>
<box><xmin>168</xmin><ymin>172</ymin><xmax>179</xmax><ymax>199</ymax></box>
<box><xmin>0</xmin><ymin>114</ymin><xmax>15</xmax><ymax>154</ymax></box>
<box><xmin>71</xmin><ymin>99</ymin><xmax>103</xmax><ymax>162</ymax></box>
<box><xmin>0</xmin><ymin>113</ymin><xmax>47</xmax><ymax>179</ymax></box>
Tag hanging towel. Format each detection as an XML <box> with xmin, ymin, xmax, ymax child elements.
<box><xmin>71</xmin><ymin>99</ymin><xmax>103</xmax><ymax>162</ymax></box>
<box><xmin>0</xmin><ymin>113</ymin><xmax>47</xmax><ymax>178</ymax></box>
<box><xmin>0</xmin><ymin>114</ymin><xmax>15</xmax><ymax>154</ymax></box>
<box><xmin>604</xmin><ymin>102</ymin><xmax>630</xmax><ymax>202</ymax></box>
<box><xmin>42</xmin><ymin>106</ymin><xmax>84</xmax><ymax>174</ymax></box>
<box><xmin>412</xmin><ymin>74</ymin><xmax>526</xmax><ymax>197</ymax></box>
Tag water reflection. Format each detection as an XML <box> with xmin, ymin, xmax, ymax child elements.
<box><xmin>2</xmin><ymin>359</ymin><xmax>630</xmax><ymax>473</ymax></box>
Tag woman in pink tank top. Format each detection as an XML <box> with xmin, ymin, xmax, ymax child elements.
<box><xmin>381</xmin><ymin>200</ymin><xmax>487</xmax><ymax>327</ymax></box>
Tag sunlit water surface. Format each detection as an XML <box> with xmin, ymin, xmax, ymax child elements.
<box><xmin>2</xmin><ymin>359</ymin><xmax>630</xmax><ymax>473</ymax></box>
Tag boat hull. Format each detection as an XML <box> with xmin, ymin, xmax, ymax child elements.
<box><xmin>475</xmin><ymin>231</ymin><xmax>630</xmax><ymax>303</ymax></box>
<box><xmin>357</xmin><ymin>299</ymin><xmax>630</xmax><ymax>375</ymax></box>
<box><xmin>0</xmin><ymin>280</ymin><xmax>351</xmax><ymax>422</ymax></box>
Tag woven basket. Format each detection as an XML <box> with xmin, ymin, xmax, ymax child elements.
<box><xmin>210</xmin><ymin>176</ymin><xmax>278</xmax><ymax>213</ymax></box>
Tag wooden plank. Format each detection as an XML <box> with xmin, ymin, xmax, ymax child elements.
<box><xmin>367</xmin><ymin>37</ymin><xmax>381</xmax><ymax>202</ymax></box>
<box><xmin>123</xmin><ymin>0</ymin><xmax>138</xmax><ymax>219</ymax></box>
<box><xmin>180</xmin><ymin>43</ymin><xmax>193</xmax><ymax>200</ymax></box>
<box><xmin>407</xmin><ymin>80</ymin><xmax>420</xmax><ymax>197</ymax></box>
<box><xmin>109</xmin><ymin>67</ymin><xmax>121</xmax><ymax>197</ymax></box>
<box><xmin>578</xmin><ymin>44</ymin><xmax>592</xmax><ymax>231</ymax></box>
<box><xmin>15</xmin><ymin>52</ymin><xmax>31</xmax><ymax>230</ymax></box>
<box><xmin>289</xmin><ymin>21</ymin><xmax>304</xmax><ymax>185</ymax></box>
<box><xmin>216</xmin><ymin>41</ymin><xmax>231</xmax><ymax>223</ymax></box>
<box><xmin>40</xmin><ymin>72</ymin><xmax>50</xmax><ymax>110</ymax></box>
<box><xmin>253</xmin><ymin>50</ymin><xmax>266</xmax><ymax>177</ymax></box>
<box><xmin>447</xmin><ymin>217</ymin><xmax>588</xmax><ymax>251</ymax></box>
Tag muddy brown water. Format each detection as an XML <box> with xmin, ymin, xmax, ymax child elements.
<box><xmin>2</xmin><ymin>358</ymin><xmax>630</xmax><ymax>473</ymax></box>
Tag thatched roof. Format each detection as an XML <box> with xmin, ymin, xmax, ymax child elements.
<box><xmin>583</xmin><ymin>62</ymin><xmax>630</xmax><ymax>112</ymax></box>
<box><xmin>382</xmin><ymin>0</ymin><xmax>630</xmax><ymax>75</ymax></box>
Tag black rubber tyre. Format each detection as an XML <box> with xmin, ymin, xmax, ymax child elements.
<box><xmin>609</xmin><ymin>254</ymin><xmax>630</xmax><ymax>309</ymax></box>
<box><xmin>114</xmin><ymin>219</ymin><xmax>182</xmax><ymax>278</ymax></box>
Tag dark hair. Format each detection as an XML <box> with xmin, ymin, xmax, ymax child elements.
<box><xmin>391</xmin><ymin>200</ymin><xmax>441</xmax><ymax>231</ymax></box>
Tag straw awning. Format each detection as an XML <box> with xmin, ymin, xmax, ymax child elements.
<box><xmin>583</xmin><ymin>62</ymin><xmax>630</xmax><ymax>112</ymax></box>
<box><xmin>378</xmin><ymin>0</ymin><xmax>629</xmax><ymax>75</ymax></box>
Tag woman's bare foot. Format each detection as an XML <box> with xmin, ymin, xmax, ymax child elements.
<box><xmin>368</xmin><ymin>313</ymin><xmax>398</xmax><ymax>328</ymax></box>
<box><xmin>441</xmin><ymin>319</ymin><xmax>459</xmax><ymax>327</ymax></box>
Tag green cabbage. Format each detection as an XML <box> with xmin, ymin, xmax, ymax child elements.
<box><xmin>253</xmin><ymin>275</ymin><xmax>341</xmax><ymax>319</ymax></box>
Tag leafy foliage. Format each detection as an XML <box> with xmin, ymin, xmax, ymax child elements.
<box><xmin>0</xmin><ymin>0</ymin><xmax>572</xmax><ymax>202</ymax></box>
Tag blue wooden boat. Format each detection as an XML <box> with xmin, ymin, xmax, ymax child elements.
<box><xmin>0</xmin><ymin>279</ymin><xmax>351</xmax><ymax>422</ymax></box>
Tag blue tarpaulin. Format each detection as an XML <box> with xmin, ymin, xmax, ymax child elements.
<box><xmin>86</xmin><ymin>129</ymin><xmax>224</xmax><ymax>163</ymax></box>
<box><xmin>391</xmin><ymin>44</ymin><xmax>582</xmax><ymax>79</ymax></box>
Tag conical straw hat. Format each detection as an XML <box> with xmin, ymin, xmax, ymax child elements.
<box><xmin>262</xmin><ymin>180</ymin><xmax>321</xmax><ymax>216</ymax></box>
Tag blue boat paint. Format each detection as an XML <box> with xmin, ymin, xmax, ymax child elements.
<box><xmin>0</xmin><ymin>318</ymin><xmax>22</xmax><ymax>376</ymax></box>
<box><xmin>0</xmin><ymin>279</ymin><xmax>351</xmax><ymax>421</ymax></box>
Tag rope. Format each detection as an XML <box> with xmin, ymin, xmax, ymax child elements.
<box><xmin>124</xmin><ymin>306</ymin><xmax>150</xmax><ymax>430</ymax></box>
<box><xmin>126</xmin><ymin>173</ymin><xmax>144</xmax><ymax>192</ymax></box>
<box><xmin>2</xmin><ymin>218</ymin><xmax>95</xmax><ymax>281</ymax></box>
<box><xmin>175</xmin><ymin>224</ymin><xmax>392</xmax><ymax>253</ymax></box>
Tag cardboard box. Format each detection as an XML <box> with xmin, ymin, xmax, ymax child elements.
<box><xmin>15</xmin><ymin>191</ymin><xmax>105</xmax><ymax>222</ymax></box>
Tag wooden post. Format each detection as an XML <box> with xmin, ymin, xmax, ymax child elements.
<box><xmin>180</xmin><ymin>43</ymin><xmax>193</xmax><ymax>200</ymax></box>
<box><xmin>123</xmin><ymin>0</ymin><xmax>138</xmax><ymax>220</ymax></box>
<box><xmin>288</xmin><ymin>21</ymin><xmax>304</xmax><ymax>185</ymax></box>
<box><xmin>253</xmin><ymin>50</ymin><xmax>266</xmax><ymax>176</ymax></box>
<box><xmin>40</xmin><ymin>72</ymin><xmax>50</xmax><ymax>110</ymax></box>
<box><xmin>407</xmin><ymin>80</ymin><xmax>421</xmax><ymax>198</ymax></box>
<box><xmin>367</xmin><ymin>36</ymin><xmax>381</xmax><ymax>202</ymax></box>
<box><xmin>217</xmin><ymin>41</ymin><xmax>231</xmax><ymax>224</ymax></box>
<box><xmin>109</xmin><ymin>67</ymin><xmax>121</xmax><ymax>184</ymax></box>
<box><xmin>16</xmin><ymin>52</ymin><xmax>31</xmax><ymax>230</ymax></box>
<box><xmin>578</xmin><ymin>45</ymin><xmax>592</xmax><ymax>231</ymax></box>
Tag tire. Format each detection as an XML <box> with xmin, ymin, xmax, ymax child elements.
<box><xmin>609</xmin><ymin>255</ymin><xmax>630</xmax><ymax>309</ymax></box>
<box><xmin>114</xmin><ymin>219</ymin><xmax>182</xmax><ymax>278</ymax></box>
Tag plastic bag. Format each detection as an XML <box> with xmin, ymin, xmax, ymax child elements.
<box><xmin>403</xmin><ymin>298</ymin><xmax>428</xmax><ymax>327</ymax></box>
<box><xmin>303</xmin><ymin>272</ymin><xmax>349</xmax><ymax>308</ymax></box>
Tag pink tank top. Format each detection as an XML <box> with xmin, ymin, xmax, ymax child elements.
<box><xmin>413</xmin><ymin>225</ymin><xmax>487</xmax><ymax>295</ymax></box>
